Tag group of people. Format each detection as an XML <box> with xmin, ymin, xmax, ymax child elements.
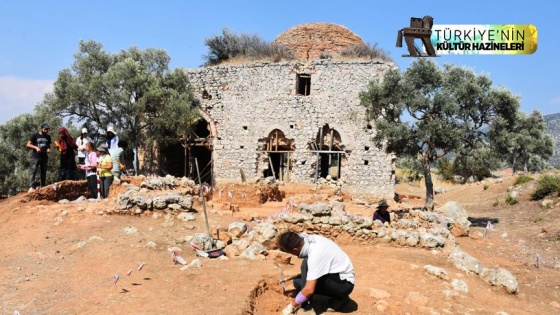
<box><xmin>26</xmin><ymin>123</ymin><xmax>128</xmax><ymax>199</ymax></box>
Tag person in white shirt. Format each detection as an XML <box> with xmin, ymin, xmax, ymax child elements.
<box><xmin>278</xmin><ymin>231</ymin><xmax>356</xmax><ymax>314</ymax></box>
<box><xmin>106</xmin><ymin>126</ymin><xmax>119</xmax><ymax>150</ymax></box>
<box><xmin>76</xmin><ymin>127</ymin><xmax>92</xmax><ymax>179</ymax></box>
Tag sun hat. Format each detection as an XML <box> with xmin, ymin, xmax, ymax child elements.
<box><xmin>377</xmin><ymin>199</ymin><xmax>389</xmax><ymax>208</ymax></box>
<box><xmin>106</xmin><ymin>126</ymin><xmax>117</xmax><ymax>135</ymax></box>
<box><xmin>81</xmin><ymin>128</ymin><xmax>88</xmax><ymax>134</ymax></box>
<box><xmin>97</xmin><ymin>144</ymin><xmax>109</xmax><ymax>153</ymax></box>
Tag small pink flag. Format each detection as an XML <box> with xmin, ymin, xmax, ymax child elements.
<box><xmin>112</xmin><ymin>274</ymin><xmax>120</xmax><ymax>286</ymax></box>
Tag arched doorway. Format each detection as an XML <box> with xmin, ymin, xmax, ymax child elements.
<box><xmin>311</xmin><ymin>124</ymin><xmax>344</xmax><ymax>180</ymax></box>
<box><xmin>158</xmin><ymin>119</ymin><xmax>213</xmax><ymax>184</ymax></box>
<box><xmin>259</xmin><ymin>129</ymin><xmax>294</xmax><ymax>181</ymax></box>
<box><xmin>186</xmin><ymin>118</ymin><xmax>213</xmax><ymax>184</ymax></box>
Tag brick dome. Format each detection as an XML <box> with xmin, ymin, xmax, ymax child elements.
<box><xmin>273</xmin><ymin>23</ymin><xmax>365</xmax><ymax>61</ymax></box>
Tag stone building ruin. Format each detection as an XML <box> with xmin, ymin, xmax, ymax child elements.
<box><xmin>166</xmin><ymin>23</ymin><xmax>397</xmax><ymax>197</ymax></box>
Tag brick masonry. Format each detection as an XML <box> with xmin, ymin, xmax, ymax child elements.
<box><xmin>273</xmin><ymin>22</ymin><xmax>365</xmax><ymax>61</ymax></box>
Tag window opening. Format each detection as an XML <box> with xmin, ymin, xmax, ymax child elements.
<box><xmin>296</xmin><ymin>74</ymin><xmax>311</xmax><ymax>96</ymax></box>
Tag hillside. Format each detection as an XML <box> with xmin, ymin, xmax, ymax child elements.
<box><xmin>1</xmin><ymin>174</ymin><xmax>559</xmax><ymax>314</ymax></box>
<box><xmin>545</xmin><ymin>112</ymin><xmax>560</xmax><ymax>167</ymax></box>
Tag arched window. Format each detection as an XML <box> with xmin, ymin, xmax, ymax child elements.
<box><xmin>259</xmin><ymin>129</ymin><xmax>294</xmax><ymax>181</ymax></box>
<box><xmin>310</xmin><ymin>124</ymin><xmax>344</xmax><ymax>180</ymax></box>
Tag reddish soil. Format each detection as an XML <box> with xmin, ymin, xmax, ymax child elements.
<box><xmin>1</xmin><ymin>174</ymin><xmax>559</xmax><ymax>315</ymax></box>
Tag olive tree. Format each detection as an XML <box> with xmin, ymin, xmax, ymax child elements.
<box><xmin>0</xmin><ymin>112</ymin><xmax>62</xmax><ymax>194</ymax></box>
<box><xmin>360</xmin><ymin>59</ymin><xmax>519</xmax><ymax>209</ymax></box>
<box><xmin>491</xmin><ymin>110</ymin><xmax>554</xmax><ymax>174</ymax></box>
<box><xmin>44</xmin><ymin>40</ymin><xmax>199</xmax><ymax>173</ymax></box>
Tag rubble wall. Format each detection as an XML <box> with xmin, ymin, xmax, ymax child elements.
<box><xmin>186</xmin><ymin>60</ymin><xmax>396</xmax><ymax>196</ymax></box>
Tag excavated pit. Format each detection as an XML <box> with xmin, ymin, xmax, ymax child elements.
<box><xmin>244</xmin><ymin>275</ymin><xmax>293</xmax><ymax>314</ymax></box>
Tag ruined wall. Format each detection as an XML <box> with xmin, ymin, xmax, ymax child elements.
<box><xmin>186</xmin><ymin>59</ymin><xmax>396</xmax><ymax>197</ymax></box>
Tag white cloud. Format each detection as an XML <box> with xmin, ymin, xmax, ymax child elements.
<box><xmin>549</xmin><ymin>97</ymin><xmax>560</xmax><ymax>105</ymax></box>
<box><xmin>0</xmin><ymin>76</ymin><xmax>53</xmax><ymax>123</ymax></box>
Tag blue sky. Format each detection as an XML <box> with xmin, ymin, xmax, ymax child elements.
<box><xmin>0</xmin><ymin>0</ymin><xmax>557</xmax><ymax>123</ymax></box>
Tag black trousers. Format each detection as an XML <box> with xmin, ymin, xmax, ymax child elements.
<box><xmin>293</xmin><ymin>258</ymin><xmax>354</xmax><ymax>298</ymax></box>
<box><xmin>86</xmin><ymin>175</ymin><xmax>98</xmax><ymax>198</ymax></box>
<box><xmin>29</xmin><ymin>156</ymin><xmax>48</xmax><ymax>188</ymax></box>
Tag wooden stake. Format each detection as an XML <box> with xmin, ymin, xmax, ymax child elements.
<box><xmin>195</xmin><ymin>158</ymin><xmax>212</xmax><ymax>249</ymax></box>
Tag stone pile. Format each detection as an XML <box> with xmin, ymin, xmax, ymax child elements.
<box><xmin>110</xmin><ymin>175</ymin><xmax>517</xmax><ymax>294</ymax></box>
<box><xmin>114</xmin><ymin>175</ymin><xmax>198</xmax><ymax>214</ymax></box>
<box><xmin>197</xmin><ymin>199</ymin><xmax>517</xmax><ymax>294</ymax></box>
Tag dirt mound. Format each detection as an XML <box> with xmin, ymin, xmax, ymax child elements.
<box><xmin>25</xmin><ymin>180</ymin><xmax>89</xmax><ymax>202</ymax></box>
<box><xmin>1</xmin><ymin>174</ymin><xmax>559</xmax><ymax>314</ymax></box>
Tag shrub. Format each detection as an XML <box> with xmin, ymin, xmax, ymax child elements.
<box><xmin>436</xmin><ymin>158</ymin><xmax>454</xmax><ymax>182</ymax></box>
<box><xmin>319</xmin><ymin>52</ymin><xmax>332</xmax><ymax>59</ymax></box>
<box><xmin>505</xmin><ymin>194</ymin><xmax>518</xmax><ymax>205</ymax></box>
<box><xmin>203</xmin><ymin>27</ymin><xmax>294</xmax><ymax>65</ymax></box>
<box><xmin>493</xmin><ymin>198</ymin><xmax>500</xmax><ymax>207</ymax></box>
<box><xmin>483</xmin><ymin>183</ymin><xmax>490</xmax><ymax>190</ymax></box>
<box><xmin>531</xmin><ymin>174</ymin><xmax>560</xmax><ymax>200</ymax></box>
<box><xmin>339</xmin><ymin>43</ymin><xmax>392</xmax><ymax>62</ymax></box>
<box><xmin>395</xmin><ymin>156</ymin><xmax>423</xmax><ymax>184</ymax></box>
<box><xmin>514</xmin><ymin>175</ymin><xmax>533</xmax><ymax>185</ymax></box>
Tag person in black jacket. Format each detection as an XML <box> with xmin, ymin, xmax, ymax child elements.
<box><xmin>373</xmin><ymin>199</ymin><xmax>391</xmax><ymax>226</ymax></box>
<box><xmin>26</xmin><ymin>123</ymin><xmax>52</xmax><ymax>192</ymax></box>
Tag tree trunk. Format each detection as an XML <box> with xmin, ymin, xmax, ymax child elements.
<box><xmin>422</xmin><ymin>160</ymin><xmax>435</xmax><ymax>211</ymax></box>
<box><xmin>512</xmin><ymin>154</ymin><xmax>517</xmax><ymax>175</ymax></box>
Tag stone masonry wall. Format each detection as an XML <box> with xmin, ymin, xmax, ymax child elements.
<box><xmin>186</xmin><ymin>59</ymin><xmax>397</xmax><ymax>196</ymax></box>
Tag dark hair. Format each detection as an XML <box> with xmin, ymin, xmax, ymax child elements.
<box><xmin>85</xmin><ymin>142</ymin><xmax>95</xmax><ymax>151</ymax></box>
<box><xmin>118</xmin><ymin>139</ymin><xmax>128</xmax><ymax>149</ymax></box>
<box><xmin>277</xmin><ymin>231</ymin><xmax>303</xmax><ymax>252</ymax></box>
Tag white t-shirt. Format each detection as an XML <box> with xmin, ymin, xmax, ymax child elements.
<box><xmin>303</xmin><ymin>234</ymin><xmax>355</xmax><ymax>284</ymax></box>
<box><xmin>76</xmin><ymin>136</ymin><xmax>92</xmax><ymax>158</ymax></box>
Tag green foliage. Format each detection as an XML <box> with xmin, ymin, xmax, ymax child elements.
<box><xmin>452</xmin><ymin>145</ymin><xmax>501</xmax><ymax>181</ymax></box>
<box><xmin>514</xmin><ymin>175</ymin><xmax>534</xmax><ymax>185</ymax></box>
<box><xmin>339</xmin><ymin>43</ymin><xmax>392</xmax><ymax>62</ymax></box>
<box><xmin>360</xmin><ymin>58</ymin><xmax>520</xmax><ymax>208</ymax></box>
<box><xmin>505</xmin><ymin>194</ymin><xmax>518</xmax><ymax>205</ymax></box>
<box><xmin>203</xmin><ymin>27</ymin><xmax>293</xmax><ymax>65</ymax></box>
<box><xmin>490</xmin><ymin>110</ymin><xmax>554</xmax><ymax>173</ymax></box>
<box><xmin>436</xmin><ymin>158</ymin><xmax>454</xmax><ymax>182</ymax></box>
<box><xmin>44</xmin><ymin>40</ymin><xmax>199</xmax><ymax>173</ymax></box>
<box><xmin>531</xmin><ymin>174</ymin><xmax>560</xmax><ymax>200</ymax></box>
<box><xmin>0</xmin><ymin>113</ymin><xmax>62</xmax><ymax>194</ymax></box>
<box><xmin>395</xmin><ymin>156</ymin><xmax>423</xmax><ymax>183</ymax></box>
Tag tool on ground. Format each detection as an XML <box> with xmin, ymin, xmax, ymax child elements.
<box><xmin>278</xmin><ymin>265</ymin><xmax>287</xmax><ymax>292</ymax></box>
<box><xmin>277</xmin><ymin>267</ymin><xmax>300</xmax><ymax>293</ymax></box>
